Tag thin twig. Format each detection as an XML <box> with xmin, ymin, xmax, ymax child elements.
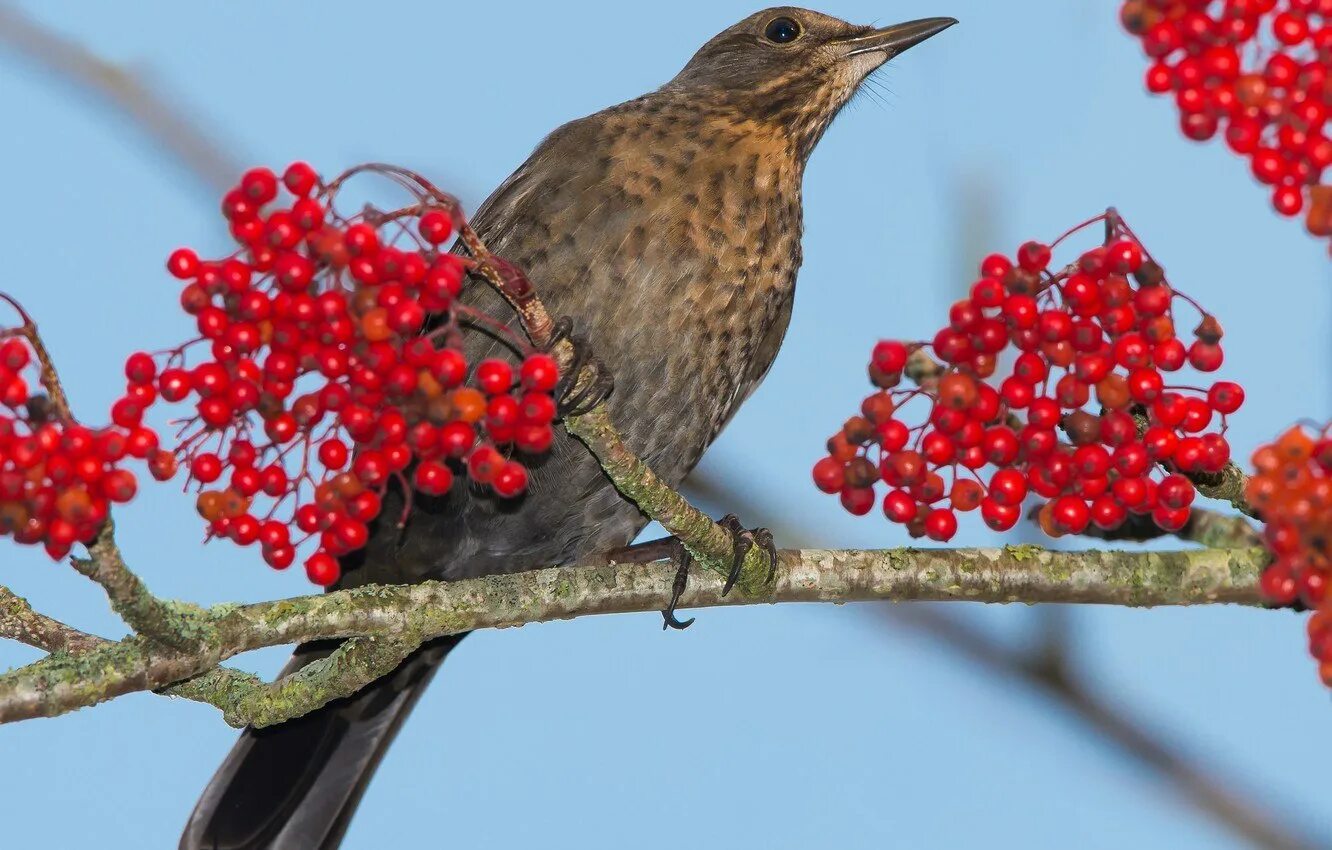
<box><xmin>0</xmin><ymin>3</ymin><xmax>239</xmax><ymax>194</ymax></box>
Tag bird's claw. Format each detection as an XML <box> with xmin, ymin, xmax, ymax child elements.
<box><xmin>546</xmin><ymin>316</ymin><xmax>613</xmax><ymax>418</ymax></box>
<box><xmin>662</xmin><ymin>539</ymin><xmax>695</xmax><ymax>631</ymax></box>
<box><xmin>657</xmin><ymin>514</ymin><xmax>775</xmax><ymax>628</ymax></box>
<box><xmin>718</xmin><ymin>514</ymin><xmax>777</xmax><ymax>597</ymax></box>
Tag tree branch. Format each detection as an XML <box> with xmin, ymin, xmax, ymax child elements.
<box><xmin>0</xmin><ymin>544</ymin><xmax>1267</xmax><ymax>726</ymax></box>
<box><xmin>0</xmin><ymin>583</ymin><xmax>102</xmax><ymax>654</ymax></box>
<box><xmin>892</xmin><ymin>607</ymin><xmax>1323</xmax><ymax>850</ymax></box>
<box><xmin>683</xmin><ymin>468</ymin><xmax>1304</xmax><ymax>850</ymax></box>
<box><xmin>0</xmin><ymin>3</ymin><xmax>239</xmax><ymax>195</ymax></box>
<box><xmin>203</xmin><ymin>635</ymin><xmax>417</xmax><ymax>729</ymax></box>
<box><xmin>69</xmin><ymin>522</ymin><xmax>210</xmax><ymax>650</ymax></box>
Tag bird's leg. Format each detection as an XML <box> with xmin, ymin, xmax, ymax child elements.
<box><xmin>545</xmin><ymin>316</ymin><xmax>614</xmax><ymax>417</ymax></box>
<box><xmin>718</xmin><ymin>514</ymin><xmax>778</xmax><ymax>597</ymax></box>
<box><xmin>661</xmin><ymin>541</ymin><xmax>695</xmax><ymax>631</ymax></box>
<box><xmin>603</xmin><ymin>514</ymin><xmax>777</xmax><ymax>629</ymax></box>
<box><xmin>603</xmin><ymin>537</ymin><xmax>695</xmax><ymax>630</ymax></box>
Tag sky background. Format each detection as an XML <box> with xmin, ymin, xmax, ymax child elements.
<box><xmin>1</xmin><ymin>1</ymin><xmax>1330</xmax><ymax>847</ymax></box>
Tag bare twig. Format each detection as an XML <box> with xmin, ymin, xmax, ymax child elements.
<box><xmin>0</xmin><ymin>4</ymin><xmax>239</xmax><ymax>194</ymax></box>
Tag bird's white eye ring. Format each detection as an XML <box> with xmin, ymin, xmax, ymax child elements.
<box><xmin>763</xmin><ymin>16</ymin><xmax>802</xmax><ymax>44</ymax></box>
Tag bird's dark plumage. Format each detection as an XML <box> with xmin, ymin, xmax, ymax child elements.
<box><xmin>180</xmin><ymin>8</ymin><xmax>954</xmax><ymax>848</ymax></box>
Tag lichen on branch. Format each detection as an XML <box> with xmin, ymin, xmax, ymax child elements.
<box><xmin>0</xmin><ymin>543</ymin><xmax>1269</xmax><ymax>726</ymax></box>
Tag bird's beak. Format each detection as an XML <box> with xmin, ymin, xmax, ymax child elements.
<box><xmin>836</xmin><ymin>17</ymin><xmax>958</xmax><ymax>59</ymax></box>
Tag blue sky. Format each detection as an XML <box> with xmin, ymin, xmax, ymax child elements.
<box><xmin>1</xmin><ymin>1</ymin><xmax>1330</xmax><ymax>847</ymax></box>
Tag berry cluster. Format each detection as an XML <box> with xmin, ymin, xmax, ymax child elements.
<box><xmin>130</xmin><ymin>163</ymin><xmax>558</xmax><ymax>586</ymax></box>
<box><xmin>0</xmin><ymin>336</ymin><xmax>169</xmax><ymax>559</ymax></box>
<box><xmin>1246</xmin><ymin>424</ymin><xmax>1332</xmax><ymax>684</ymax></box>
<box><xmin>1246</xmin><ymin>425</ymin><xmax>1332</xmax><ymax>608</ymax></box>
<box><xmin>813</xmin><ymin>211</ymin><xmax>1242</xmax><ymax>542</ymax></box>
<box><xmin>1120</xmin><ymin>1</ymin><xmax>1332</xmax><ymax>239</ymax></box>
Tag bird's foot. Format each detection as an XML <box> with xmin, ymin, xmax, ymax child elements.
<box><xmin>718</xmin><ymin>514</ymin><xmax>777</xmax><ymax>597</ymax></box>
<box><xmin>604</xmin><ymin>537</ymin><xmax>695</xmax><ymax>630</ymax></box>
<box><xmin>545</xmin><ymin>316</ymin><xmax>613</xmax><ymax>417</ymax></box>
<box><xmin>662</xmin><ymin>539</ymin><xmax>695</xmax><ymax>631</ymax></box>
<box><xmin>604</xmin><ymin>515</ymin><xmax>776</xmax><ymax>630</ymax></box>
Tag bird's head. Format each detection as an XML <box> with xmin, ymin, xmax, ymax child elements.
<box><xmin>667</xmin><ymin>7</ymin><xmax>956</xmax><ymax>158</ymax></box>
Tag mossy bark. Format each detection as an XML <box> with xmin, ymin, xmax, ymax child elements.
<box><xmin>0</xmin><ymin>544</ymin><xmax>1269</xmax><ymax>726</ymax></box>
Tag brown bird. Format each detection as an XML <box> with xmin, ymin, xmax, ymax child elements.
<box><xmin>181</xmin><ymin>8</ymin><xmax>954</xmax><ymax>848</ymax></box>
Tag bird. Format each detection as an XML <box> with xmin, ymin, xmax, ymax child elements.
<box><xmin>180</xmin><ymin>7</ymin><xmax>955</xmax><ymax>848</ymax></box>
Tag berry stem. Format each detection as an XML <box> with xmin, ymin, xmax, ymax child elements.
<box><xmin>0</xmin><ymin>292</ymin><xmax>73</xmax><ymax>421</ymax></box>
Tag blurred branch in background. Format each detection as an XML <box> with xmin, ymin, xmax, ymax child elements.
<box><xmin>0</xmin><ymin>3</ymin><xmax>240</xmax><ymax>195</ymax></box>
<box><xmin>891</xmin><ymin>605</ymin><xmax>1326</xmax><ymax>850</ymax></box>
<box><xmin>681</xmin><ymin>476</ymin><xmax>1324</xmax><ymax>850</ymax></box>
<box><xmin>681</xmin><ymin>167</ymin><xmax>1324</xmax><ymax>849</ymax></box>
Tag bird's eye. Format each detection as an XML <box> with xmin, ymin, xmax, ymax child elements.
<box><xmin>763</xmin><ymin>16</ymin><xmax>802</xmax><ymax>44</ymax></box>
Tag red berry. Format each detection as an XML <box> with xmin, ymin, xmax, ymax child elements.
<box><xmin>841</xmin><ymin>486</ymin><xmax>876</xmax><ymax>516</ymax></box>
<box><xmin>981</xmin><ymin>498</ymin><xmax>1020</xmax><ymax>531</ymax></box>
<box><xmin>520</xmin><ymin>354</ymin><xmax>560</xmax><ymax>392</ymax></box>
<box><xmin>1152</xmin><ymin>505</ymin><xmax>1191</xmax><ymax>532</ymax></box>
<box><xmin>418</xmin><ymin>210</ymin><xmax>455</xmax><ymax>244</ymax></box>
<box><xmin>305</xmin><ymin>553</ymin><xmax>341</xmax><ymax>587</ymax></box>
<box><xmin>871</xmin><ymin>340</ymin><xmax>909</xmax><ymax>374</ymax></box>
<box><xmin>1127</xmin><ymin>368</ymin><xmax>1164</xmax><ymax>403</ymax></box>
<box><xmin>1157</xmin><ymin>474</ymin><xmax>1195</xmax><ymax>510</ymax></box>
<box><xmin>1017</xmin><ymin>241</ymin><xmax>1051</xmax><ymax>272</ymax></box>
<box><xmin>240</xmin><ymin>167</ymin><xmax>278</xmax><ymax>203</ymax></box>
<box><xmin>476</xmin><ymin>359</ymin><xmax>514</xmax><ymax>395</ymax></box>
<box><xmin>949</xmin><ymin>480</ymin><xmax>984</xmax><ymax>512</ymax></box>
<box><xmin>813</xmin><ymin>457</ymin><xmax>845</xmax><ymax>494</ymax></box>
<box><xmin>921</xmin><ymin>431</ymin><xmax>955</xmax><ymax>465</ymax></box>
<box><xmin>264</xmin><ymin>545</ymin><xmax>296</xmax><ymax>570</ymax></box>
<box><xmin>980</xmin><ymin>253</ymin><xmax>1012</xmax><ymax>278</ymax></box>
<box><xmin>433</xmin><ymin>349</ymin><xmax>468</xmax><ymax>388</ymax></box>
<box><xmin>414</xmin><ymin>460</ymin><xmax>455</xmax><ymax>496</ymax></box>
<box><xmin>318</xmin><ymin>439</ymin><xmax>349</xmax><ymax>469</ymax></box>
<box><xmin>1207</xmin><ymin>381</ymin><xmax>1245</xmax><ymax>414</ymax></box>
<box><xmin>923</xmin><ymin>508</ymin><xmax>958</xmax><ymax>542</ymax></box>
<box><xmin>1188</xmin><ymin>341</ymin><xmax>1223</xmax><ymax>372</ymax></box>
<box><xmin>466</xmin><ymin>445</ymin><xmax>505</xmax><ymax>484</ymax></box>
<box><xmin>282</xmin><ymin>161</ymin><xmax>318</xmax><ymax>196</ymax></box>
<box><xmin>883</xmin><ymin>489</ymin><xmax>916</xmax><ymax>523</ymax></box>
<box><xmin>1050</xmin><ymin>496</ymin><xmax>1090</xmax><ymax>535</ymax></box>
<box><xmin>191</xmin><ymin>453</ymin><xmax>222</xmax><ymax>483</ymax></box>
<box><xmin>167</xmin><ymin>248</ymin><xmax>200</xmax><ymax>279</ymax></box>
<box><xmin>1154</xmin><ymin>339</ymin><xmax>1187</xmax><ymax>371</ymax></box>
<box><xmin>1090</xmin><ymin>495</ymin><xmax>1126</xmax><ymax>530</ymax></box>
<box><xmin>988</xmin><ymin>469</ymin><xmax>1027</xmax><ymax>506</ymax></box>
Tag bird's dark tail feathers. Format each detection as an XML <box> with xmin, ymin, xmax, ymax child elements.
<box><xmin>179</xmin><ymin>633</ymin><xmax>465</xmax><ymax>850</ymax></box>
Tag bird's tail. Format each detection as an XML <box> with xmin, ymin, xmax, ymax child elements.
<box><xmin>178</xmin><ymin>633</ymin><xmax>465</xmax><ymax>850</ymax></box>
